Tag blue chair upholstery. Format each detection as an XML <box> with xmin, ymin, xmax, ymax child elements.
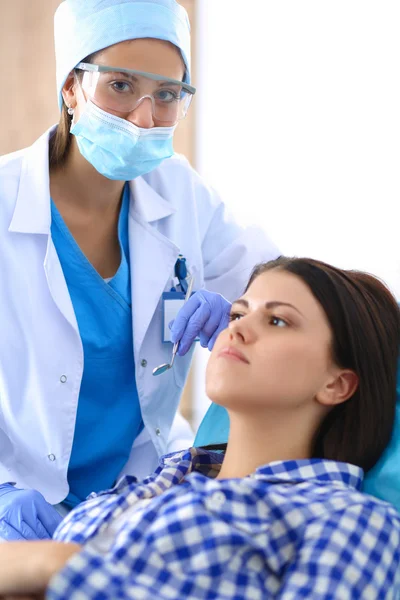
<box><xmin>194</xmin><ymin>403</ymin><xmax>229</xmax><ymax>448</ymax></box>
<box><xmin>363</xmin><ymin>365</ymin><xmax>400</xmax><ymax>510</ymax></box>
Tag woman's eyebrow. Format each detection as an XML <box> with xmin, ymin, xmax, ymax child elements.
<box><xmin>231</xmin><ymin>298</ymin><xmax>249</xmax><ymax>309</ymax></box>
<box><xmin>111</xmin><ymin>71</ymin><xmax>138</xmax><ymax>81</ymax></box>
<box><xmin>232</xmin><ymin>298</ymin><xmax>304</xmax><ymax>316</ymax></box>
<box><xmin>158</xmin><ymin>81</ymin><xmax>182</xmax><ymax>87</ymax></box>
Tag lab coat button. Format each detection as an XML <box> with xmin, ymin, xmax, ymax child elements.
<box><xmin>141</xmin><ymin>359</ymin><xmax>147</xmax><ymax>367</ymax></box>
<box><xmin>48</xmin><ymin>454</ymin><xmax>56</xmax><ymax>462</ymax></box>
<box><xmin>60</xmin><ymin>375</ymin><xmax>67</xmax><ymax>383</ymax></box>
<box><xmin>155</xmin><ymin>428</ymin><xmax>161</xmax><ymax>436</ymax></box>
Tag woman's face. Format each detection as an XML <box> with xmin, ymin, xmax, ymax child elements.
<box><xmin>206</xmin><ymin>269</ymin><xmax>337</xmax><ymax>413</ymax></box>
<box><xmin>72</xmin><ymin>38</ymin><xmax>185</xmax><ymax>128</ymax></box>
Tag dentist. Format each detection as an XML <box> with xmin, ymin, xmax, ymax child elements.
<box><xmin>0</xmin><ymin>0</ymin><xmax>279</xmax><ymax>541</ymax></box>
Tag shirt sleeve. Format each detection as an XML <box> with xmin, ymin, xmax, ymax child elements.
<box><xmin>277</xmin><ymin>502</ymin><xmax>400</xmax><ymax>599</ymax></box>
<box><xmin>46</xmin><ymin>546</ymin><xmax>209</xmax><ymax>600</ymax></box>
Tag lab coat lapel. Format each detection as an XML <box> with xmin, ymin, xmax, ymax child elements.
<box><xmin>43</xmin><ymin>238</ymin><xmax>79</xmax><ymax>332</ymax></box>
<box><xmin>128</xmin><ymin>178</ymin><xmax>179</xmax><ymax>358</ymax></box>
<box><xmin>8</xmin><ymin>127</ymin><xmax>55</xmax><ymax>234</ymax></box>
<box><xmin>8</xmin><ymin>126</ymin><xmax>79</xmax><ymax>332</ymax></box>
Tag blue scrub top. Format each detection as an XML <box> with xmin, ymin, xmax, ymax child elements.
<box><xmin>51</xmin><ymin>185</ymin><xmax>143</xmax><ymax>508</ymax></box>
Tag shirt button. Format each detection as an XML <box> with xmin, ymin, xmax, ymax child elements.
<box><xmin>48</xmin><ymin>454</ymin><xmax>56</xmax><ymax>462</ymax></box>
<box><xmin>141</xmin><ymin>359</ymin><xmax>147</xmax><ymax>367</ymax></box>
<box><xmin>155</xmin><ymin>428</ymin><xmax>161</xmax><ymax>436</ymax></box>
<box><xmin>210</xmin><ymin>491</ymin><xmax>226</xmax><ymax>508</ymax></box>
<box><xmin>60</xmin><ymin>375</ymin><xmax>67</xmax><ymax>383</ymax></box>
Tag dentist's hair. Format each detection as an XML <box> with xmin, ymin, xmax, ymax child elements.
<box><xmin>246</xmin><ymin>257</ymin><xmax>400</xmax><ymax>472</ymax></box>
<box><xmin>50</xmin><ymin>52</ymin><xmax>98</xmax><ymax>168</ymax></box>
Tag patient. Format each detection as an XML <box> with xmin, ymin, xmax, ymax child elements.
<box><xmin>1</xmin><ymin>256</ymin><xmax>400</xmax><ymax>599</ymax></box>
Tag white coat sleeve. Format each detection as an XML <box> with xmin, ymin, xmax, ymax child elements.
<box><xmin>144</xmin><ymin>154</ymin><xmax>280</xmax><ymax>303</ymax></box>
<box><xmin>201</xmin><ymin>199</ymin><xmax>280</xmax><ymax>302</ymax></box>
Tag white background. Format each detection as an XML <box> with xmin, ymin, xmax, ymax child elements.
<box><xmin>192</xmin><ymin>0</ymin><xmax>400</xmax><ymax>429</ymax></box>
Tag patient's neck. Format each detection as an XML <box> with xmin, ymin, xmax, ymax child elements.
<box><xmin>216</xmin><ymin>409</ymin><xmax>319</xmax><ymax>480</ymax></box>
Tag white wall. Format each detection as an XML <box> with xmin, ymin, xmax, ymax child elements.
<box><xmin>192</xmin><ymin>0</ymin><xmax>400</xmax><ymax>430</ymax></box>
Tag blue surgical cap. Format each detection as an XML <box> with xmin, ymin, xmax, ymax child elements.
<box><xmin>54</xmin><ymin>0</ymin><xmax>191</xmax><ymax>109</ymax></box>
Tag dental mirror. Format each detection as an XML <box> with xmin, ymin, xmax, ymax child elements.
<box><xmin>153</xmin><ymin>274</ymin><xmax>194</xmax><ymax>377</ymax></box>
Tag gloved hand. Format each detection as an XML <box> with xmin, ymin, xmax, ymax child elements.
<box><xmin>170</xmin><ymin>290</ymin><xmax>232</xmax><ymax>356</ymax></box>
<box><xmin>0</xmin><ymin>483</ymin><xmax>63</xmax><ymax>541</ymax></box>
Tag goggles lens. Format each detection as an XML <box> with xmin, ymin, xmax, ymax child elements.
<box><xmin>79</xmin><ymin>65</ymin><xmax>194</xmax><ymax>124</ymax></box>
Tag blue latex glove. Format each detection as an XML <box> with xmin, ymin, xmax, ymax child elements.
<box><xmin>0</xmin><ymin>483</ymin><xmax>63</xmax><ymax>541</ymax></box>
<box><xmin>170</xmin><ymin>290</ymin><xmax>231</xmax><ymax>356</ymax></box>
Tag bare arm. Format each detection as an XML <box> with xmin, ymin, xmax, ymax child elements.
<box><xmin>0</xmin><ymin>541</ymin><xmax>81</xmax><ymax>598</ymax></box>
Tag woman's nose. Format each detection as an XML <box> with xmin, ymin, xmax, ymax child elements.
<box><xmin>127</xmin><ymin>97</ymin><xmax>155</xmax><ymax>128</ymax></box>
<box><xmin>228</xmin><ymin>316</ymin><xmax>257</xmax><ymax>344</ymax></box>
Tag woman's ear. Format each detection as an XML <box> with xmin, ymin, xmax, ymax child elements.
<box><xmin>61</xmin><ymin>72</ymin><xmax>77</xmax><ymax>111</ymax></box>
<box><xmin>316</xmin><ymin>369</ymin><xmax>359</xmax><ymax>408</ymax></box>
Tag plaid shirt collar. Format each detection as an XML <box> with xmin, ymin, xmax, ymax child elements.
<box><xmin>252</xmin><ymin>458</ymin><xmax>363</xmax><ymax>489</ymax></box>
<box><xmin>130</xmin><ymin>447</ymin><xmax>364</xmax><ymax>493</ymax></box>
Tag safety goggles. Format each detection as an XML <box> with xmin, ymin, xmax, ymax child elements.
<box><xmin>76</xmin><ymin>62</ymin><xmax>196</xmax><ymax>124</ymax></box>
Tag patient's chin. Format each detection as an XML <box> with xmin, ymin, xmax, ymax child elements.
<box><xmin>206</xmin><ymin>357</ymin><xmax>247</xmax><ymax>406</ymax></box>
<box><xmin>206</xmin><ymin>380</ymin><xmax>242</xmax><ymax>408</ymax></box>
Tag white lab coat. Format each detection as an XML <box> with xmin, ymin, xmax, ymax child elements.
<box><xmin>0</xmin><ymin>127</ymin><xmax>279</xmax><ymax>504</ymax></box>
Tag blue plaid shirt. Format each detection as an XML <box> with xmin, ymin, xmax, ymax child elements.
<box><xmin>48</xmin><ymin>448</ymin><xmax>400</xmax><ymax>599</ymax></box>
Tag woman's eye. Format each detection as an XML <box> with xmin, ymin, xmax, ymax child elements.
<box><xmin>111</xmin><ymin>81</ymin><xmax>131</xmax><ymax>93</ymax></box>
<box><xmin>155</xmin><ymin>89</ymin><xmax>180</xmax><ymax>103</ymax></box>
<box><xmin>270</xmin><ymin>316</ymin><xmax>287</xmax><ymax>328</ymax></box>
<box><xmin>229</xmin><ymin>312</ymin><xmax>243</xmax><ymax>322</ymax></box>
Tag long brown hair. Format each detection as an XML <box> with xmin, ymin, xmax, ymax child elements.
<box><xmin>49</xmin><ymin>52</ymin><xmax>99</xmax><ymax>168</ymax></box>
<box><xmin>244</xmin><ymin>257</ymin><xmax>400</xmax><ymax>472</ymax></box>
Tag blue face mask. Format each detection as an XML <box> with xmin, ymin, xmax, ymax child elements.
<box><xmin>70</xmin><ymin>100</ymin><xmax>176</xmax><ymax>181</ymax></box>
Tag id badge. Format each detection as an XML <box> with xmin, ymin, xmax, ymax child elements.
<box><xmin>162</xmin><ymin>291</ymin><xmax>186</xmax><ymax>343</ymax></box>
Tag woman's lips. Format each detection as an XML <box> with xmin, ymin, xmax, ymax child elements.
<box><xmin>217</xmin><ymin>346</ymin><xmax>250</xmax><ymax>364</ymax></box>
